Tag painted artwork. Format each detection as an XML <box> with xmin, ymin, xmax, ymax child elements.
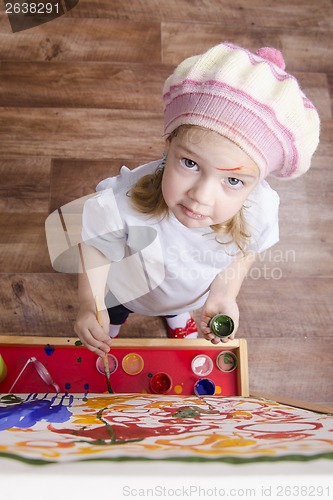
<box><xmin>0</xmin><ymin>393</ymin><xmax>333</xmax><ymax>465</ymax></box>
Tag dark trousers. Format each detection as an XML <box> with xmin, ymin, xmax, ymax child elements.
<box><xmin>107</xmin><ymin>304</ymin><xmax>176</xmax><ymax>325</ymax></box>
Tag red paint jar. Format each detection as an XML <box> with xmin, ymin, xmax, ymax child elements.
<box><xmin>150</xmin><ymin>372</ymin><xmax>172</xmax><ymax>394</ymax></box>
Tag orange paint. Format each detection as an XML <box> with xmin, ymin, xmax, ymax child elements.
<box><xmin>215</xmin><ymin>166</ymin><xmax>242</xmax><ymax>171</ymax></box>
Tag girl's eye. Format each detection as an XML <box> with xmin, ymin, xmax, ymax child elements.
<box><xmin>181</xmin><ymin>158</ymin><xmax>198</xmax><ymax>170</ymax></box>
<box><xmin>226</xmin><ymin>177</ymin><xmax>244</xmax><ymax>189</ymax></box>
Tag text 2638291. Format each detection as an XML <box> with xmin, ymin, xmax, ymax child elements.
<box><xmin>5</xmin><ymin>3</ymin><xmax>60</xmax><ymax>14</ymax></box>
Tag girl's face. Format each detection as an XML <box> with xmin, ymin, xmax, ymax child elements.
<box><xmin>161</xmin><ymin>128</ymin><xmax>260</xmax><ymax>228</ymax></box>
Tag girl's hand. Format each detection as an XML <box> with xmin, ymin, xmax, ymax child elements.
<box><xmin>200</xmin><ymin>296</ymin><xmax>239</xmax><ymax>344</ymax></box>
<box><xmin>74</xmin><ymin>306</ymin><xmax>112</xmax><ymax>358</ymax></box>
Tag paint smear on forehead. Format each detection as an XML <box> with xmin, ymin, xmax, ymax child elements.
<box><xmin>215</xmin><ymin>165</ymin><xmax>260</xmax><ymax>178</ymax></box>
<box><xmin>215</xmin><ymin>166</ymin><xmax>242</xmax><ymax>171</ymax></box>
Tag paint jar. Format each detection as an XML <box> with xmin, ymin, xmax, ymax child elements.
<box><xmin>209</xmin><ymin>314</ymin><xmax>234</xmax><ymax>338</ymax></box>
<box><xmin>0</xmin><ymin>354</ymin><xmax>7</xmax><ymax>383</ymax></box>
<box><xmin>216</xmin><ymin>351</ymin><xmax>238</xmax><ymax>372</ymax></box>
<box><xmin>122</xmin><ymin>353</ymin><xmax>144</xmax><ymax>375</ymax></box>
<box><xmin>191</xmin><ymin>354</ymin><xmax>213</xmax><ymax>377</ymax></box>
<box><xmin>194</xmin><ymin>378</ymin><xmax>216</xmax><ymax>396</ymax></box>
<box><xmin>96</xmin><ymin>354</ymin><xmax>118</xmax><ymax>375</ymax></box>
<box><xmin>150</xmin><ymin>372</ymin><xmax>172</xmax><ymax>394</ymax></box>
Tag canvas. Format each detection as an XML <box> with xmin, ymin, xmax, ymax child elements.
<box><xmin>0</xmin><ymin>392</ymin><xmax>333</xmax><ymax>465</ymax></box>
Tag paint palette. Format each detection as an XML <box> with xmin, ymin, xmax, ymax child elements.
<box><xmin>0</xmin><ymin>337</ymin><xmax>249</xmax><ymax>396</ymax></box>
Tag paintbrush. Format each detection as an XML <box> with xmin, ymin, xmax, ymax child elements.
<box><xmin>95</xmin><ymin>296</ymin><xmax>113</xmax><ymax>394</ymax></box>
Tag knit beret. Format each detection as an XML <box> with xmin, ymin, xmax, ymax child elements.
<box><xmin>163</xmin><ymin>42</ymin><xmax>320</xmax><ymax>179</ymax></box>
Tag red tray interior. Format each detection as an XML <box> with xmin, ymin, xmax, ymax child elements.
<box><xmin>0</xmin><ymin>344</ymin><xmax>239</xmax><ymax>396</ymax></box>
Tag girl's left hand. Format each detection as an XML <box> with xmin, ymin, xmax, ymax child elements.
<box><xmin>200</xmin><ymin>296</ymin><xmax>239</xmax><ymax>344</ymax></box>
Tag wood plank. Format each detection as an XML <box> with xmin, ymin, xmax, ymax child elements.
<box><xmin>250</xmin><ymin>392</ymin><xmax>333</xmax><ymax>415</ymax></box>
<box><xmin>0</xmin><ymin>62</ymin><xmax>170</xmax><ymax>110</ymax></box>
<box><xmin>237</xmin><ymin>277</ymin><xmax>333</xmax><ymax>339</ymax></box>
<box><xmin>162</xmin><ymin>24</ymin><xmax>333</xmax><ymax>73</ymax></box>
<box><xmin>0</xmin><ymin>18</ymin><xmax>161</xmax><ymax>63</ymax></box>
<box><xmin>247</xmin><ymin>338</ymin><xmax>333</xmax><ymax>403</ymax></box>
<box><xmin>64</xmin><ymin>0</ymin><xmax>333</xmax><ymax>30</ymax></box>
<box><xmin>0</xmin><ymin>214</ymin><xmax>53</xmax><ymax>272</ymax></box>
<box><xmin>0</xmin><ymin>273</ymin><xmax>78</xmax><ymax>336</ymax></box>
<box><xmin>0</xmin><ymin>108</ymin><xmax>164</xmax><ymax>159</ymax></box>
<box><xmin>265</xmin><ymin>162</ymin><xmax>333</xmax><ymax>278</ymax></box>
<box><xmin>249</xmin><ymin>241</ymin><xmax>333</xmax><ymax>279</ymax></box>
<box><xmin>327</xmin><ymin>73</ymin><xmax>333</xmax><ymax>113</ymax></box>
<box><xmin>49</xmin><ymin>158</ymin><xmax>141</xmax><ymax>212</ymax></box>
<box><xmin>0</xmin><ymin>158</ymin><xmax>51</xmax><ymax>213</ymax></box>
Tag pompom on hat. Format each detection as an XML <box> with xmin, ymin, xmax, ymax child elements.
<box><xmin>163</xmin><ymin>42</ymin><xmax>320</xmax><ymax>179</ymax></box>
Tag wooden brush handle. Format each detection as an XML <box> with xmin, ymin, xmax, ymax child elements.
<box><xmin>95</xmin><ymin>296</ymin><xmax>103</xmax><ymax>326</ymax></box>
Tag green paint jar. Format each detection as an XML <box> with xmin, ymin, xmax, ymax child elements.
<box><xmin>209</xmin><ymin>314</ymin><xmax>234</xmax><ymax>338</ymax></box>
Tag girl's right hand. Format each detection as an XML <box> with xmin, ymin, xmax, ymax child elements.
<box><xmin>74</xmin><ymin>307</ymin><xmax>112</xmax><ymax>358</ymax></box>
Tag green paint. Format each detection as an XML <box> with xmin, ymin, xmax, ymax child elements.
<box><xmin>223</xmin><ymin>353</ymin><xmax>233</xmax><ymax>365</ymax></box>
<box><xmin>209</xmin><ymin>314</ymin><xmax>234</xmax><ymax>337</ymax></box>
<box><xmin>0</xmin><ymin>394</ymin><xmax>23</xmax><ymax>405</ymax></box>
<box><xmin>77</xmin><ymin>357</ymin><xmax>82</xmax><ymax>363</ymax></box>
<box><xmin>173</xmin><ymin>405</ymin><xmax>219</xmax><ymax>419</ymax></box>
<box><xmin>2</xmin><ymin>451</ymin><xmax>332</xmax><ymax>466</ymax></box>
<box><xmin>75</xmin><ymin>340</ymin><xmax>83</xmax><ymax>346</ymax></box>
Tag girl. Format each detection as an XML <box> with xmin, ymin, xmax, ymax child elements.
<box><xmin>74</xmin><ymin>42</ymin><xmax>320</xmax><ymax>358</ymax></box>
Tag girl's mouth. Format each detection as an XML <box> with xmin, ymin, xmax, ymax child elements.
<box><xmin>180</xmin><ymin>205</ymin><xmax>207</xmax><ymax>220</ymax></box>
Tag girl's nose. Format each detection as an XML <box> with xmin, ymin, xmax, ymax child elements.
<box><xmin>188</xmin><ymin>178</ymin><xmax>215</xmax><ymax>206</ymax></box>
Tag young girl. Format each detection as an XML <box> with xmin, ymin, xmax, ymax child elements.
<box><xmin>74</xmin><ymin>42</ymin><xmax>320</xmax><ymax>358</ymax></box>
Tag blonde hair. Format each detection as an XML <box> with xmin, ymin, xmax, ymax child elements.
<box><xmin>129</xmin><ymin>126</ymin><xmax>251</xmax><ymax>253</ymax></box>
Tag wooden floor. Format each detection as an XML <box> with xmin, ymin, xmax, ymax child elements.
<box><xmin>0</xmin><ymin>0</ymin><xmax>332</xmax><ymax>404</ymax></box>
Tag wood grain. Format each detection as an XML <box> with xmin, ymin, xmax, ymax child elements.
<box><xmin>237</xmin><ymin>277</ymin><xmax>333</xmax><ymax>339</ymax></box>
<box><xmin>248</xmin><ymin>339</ymin><xmax>333</xmax><ymax>403</ymax></box>
<box><xmin>0</xmin><ymin>214</ymin><xmax>53</xmax><ymax>272</ymax></box>
<box><xmin>0</xmin><ymin>62</ymin><xmax>170</xmax><ymax>110</ymax></box>
<box><xmin>0</xmin><ymin>108</ymin><xmax>164</xmax><ymax>159</ymax></box>
<box><xmin>49</xmin><ymin>158</ymin><xmax>141</xmax><ymax>211</ymax></box>
<box><xmin>0</xmin><ymin>18</ymin><xmax>161</xmax><ymax>63</ymax></box>
<box><xmin>162</xmin><ymin>24</ymin><xmax>333</xmax><ymax>72</ymax></box>
<box><xmin>65</xmin><ymin>0</ymin><xmax>333</xmax><ymax>29</ymax></box>
<box><xmin>0</xmin><ymin>158</ymin><xmax>51</xmax><ymax>212</ymax></box>
<box><xmin>0</xmin><ymin>274</ymin><xmax>77</xmax><ymax>336</ymax></box>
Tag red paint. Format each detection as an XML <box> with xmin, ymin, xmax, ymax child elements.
<box><xmin>150</xmin><ymin>373</ymin><xmax>172</xmax><ymax>394</ymax></box>
<box><xmin>215</xmin><ymin>167</ymin><xmax>242</xmax><ymax>171</ymax></box>
<box><xmin>0</xmin><ymin>345</ymin><xmax>239</xmax><ymax>396</ymax></box>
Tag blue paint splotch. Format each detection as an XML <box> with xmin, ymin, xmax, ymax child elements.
<box><xmin>0</xmin><ymin>394</ymin><xmax>73</xmax><ymax>430</ymax></box>
<box><xmin>44</xmin><ymin>344</ymin><xmax>55</xmax><ymax>356</ymax></box>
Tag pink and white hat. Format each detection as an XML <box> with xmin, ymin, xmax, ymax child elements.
<box><xmin>163</xmin><ymin>42</ymin><xmax>320</xmax><ymax>179</ymax></box>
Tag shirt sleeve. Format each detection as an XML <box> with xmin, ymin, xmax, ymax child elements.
<box><xmin>245</xmin><ymin>180</ymin><xmax>280</xmax><ymax>254</ymax></box>
<box><xmin>96</xmin><ymin>160</ymin><xmax>162</xmax><ymax>192</ymax></box>
<box><xmin>81</xmin><ymin>189</ymin><xmax>126</xmax><ymax>262</ymax></box>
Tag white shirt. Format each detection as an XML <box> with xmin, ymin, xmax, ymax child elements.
<box><xmin>82</xmin><ymin>160</ymin><xmax>280</xmax><ymax>315</ymax></box>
